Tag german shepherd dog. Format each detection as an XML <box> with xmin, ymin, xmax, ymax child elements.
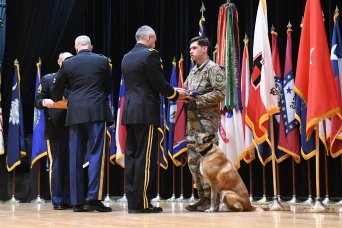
<box><xmin>185</xmin><ymin>133</ymin><xmax>255</xmax><ymax>212</ymax></box>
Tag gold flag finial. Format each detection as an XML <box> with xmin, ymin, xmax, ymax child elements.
<box><xmin>200</xmin><ymin>2</ymin><xmax>206</xmax><ymax>18</ymax></box>
<box><xmin>243</xmin><ymin>33</ymin><xmax>249</xmax><ymax>45</ymax></box>
<box><xmin>172</xmin><ymin>56</ymin><xmax>176</xmax><ymax>65</ymax></box>
<box><xmin>287</xmin><ymin>21</ymin><xmax>293</xmax><ymax>33</ymax></box>
<box><xmin>271</xmin><ymin>24</ymin><xmax>277</xmax><ymax>35</ymax></box>
<box><xmin>300</xmin><ymin>16</ymin><xmax>303</xmax><ymax>28</ymax></box>
<box><xmin>14</xmin><ymin>59</ymin><xmax>18</xmax><ymax>65</ymax></box>
<box><xmin>334</xmin><ymin>6</ymin><xmax>340</xmax><ymax>23</ymax></box>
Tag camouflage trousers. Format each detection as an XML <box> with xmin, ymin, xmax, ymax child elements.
<box><xmin>188</xmin><ymin>149</ymin><xmax>211</xmax><ymax>199</ymax></box>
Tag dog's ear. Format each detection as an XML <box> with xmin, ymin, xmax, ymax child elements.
<box><xmin>203</xmin><ymin>134</ymin><xmax>215</xmax><ymax>143</ymax></box>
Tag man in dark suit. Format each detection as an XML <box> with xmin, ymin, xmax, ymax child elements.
<box><xmin>121</xmin><ymin>25</ymin><xmax>188</xmax><ymax>213</ymax></box>
<box><xmin>35</xmin><ymin>52</ymin><xmax>72</xmax><ymax>210</ymax></box>
<box><xmin>51</xmin><ymin>35</ymin><xmax>113</xmax><ymax>212</ymax></box>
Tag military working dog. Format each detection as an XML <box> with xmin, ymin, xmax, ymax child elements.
<box><xmin>185</xmin><ymin>133</ymin><xmax>255</xmax><ymax>212</ymax></box>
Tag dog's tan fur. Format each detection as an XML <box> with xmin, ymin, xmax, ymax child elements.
<box><xmin>186</xmin><ymin>133</ymin><xmax>255</xmax><ymax>212</ymax></box>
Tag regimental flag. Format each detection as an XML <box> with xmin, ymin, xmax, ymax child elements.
<box><xmin>270</xmin><ymin>27</ymin><xmax>289</xmax><ymax>163</ymax></box>
<box><xmin>115</xmin><ymin>75</ymin><xmax>126</xmax><ymax>168</ymax></box>
<box><xmin>170</xmin><ymin>57</ymin><xmax>187</xmax><ymax>166</ymax></box>
<box><xmin>0</xmin><ymin>67</ymin><xmax>4</xmax><ymax>156</ymax></box>
<box><xmin>277</xmin><ymin>23</ymin><xmax>301</xmax><ymax>163</ymax></box>
<box><xmin>246</xmin><ymin>0</ymin><xmax>279</xmax><ymax>145</ymax></box>
<box><xmin>328</xmin><ymin>10</ymin><xmax>342</xmax><ymax>158</ymax></box>
<box><xmin>158</xmin><ymin>96</ymin><xmax>169</xmax><ymax>169</ymax></box>
<box><xmin>7</xmin><ymin>60</ymin><xmax>26</xmax><ymax>171</ymax></box>
<box><xmin>167</xmin><ymin>60</ymin><xmax>177</xmax><ymax>163</ymax></box>
<box><xmin>241</xmin><ymin>35</ymin><xmax>255</xmax><ymax>163</ymax></box>
<box><xmin>294</xmin><ymin>0</ymin><xmax>341</xmax><ymax>143</ymax></box>
<box><xmin>216</xmin><ymin>4</ymin><xmax>228</xmax><ymax>66</ymax></box>
<box><xmin>31</xmin><ymin>59</ymin><xmax>47</xmax><ymax>167</ymax></box>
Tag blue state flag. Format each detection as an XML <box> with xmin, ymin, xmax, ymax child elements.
<box><xmin>31</xmin><ymin>60</ymin><xmax>47</xmax><ymax>167</ymax></box>
<box><xmin>158</xmin><ymin>96</ymin><xmax>169</xmax><ymax>169</ymax></box>
<box><xmin>7</xmin><ymin>60</ymin><xmax>26</xmax><ymax>171</ymax></box>
<box><xmin>107</xmin><ymin>90</ymin><xmax>116</xmax><ymax>165</ymax></box>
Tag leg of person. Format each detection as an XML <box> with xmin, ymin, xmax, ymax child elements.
<box><xmin>124</xmin><ymin>124</ymin><xmax>137</xmax><ymax>211</ymax></box>
<box><xmin>69</xmin><ymin>124</ymin><xmax>87</xmax><ymax>212</ymax></box>
<box><xmin>48</xmin><ymin>137</ymin><xmax>64</xmax><ymax>210</ymax></box>
<box><xmin>129</xmin><ymin>124</ymin><xmax>162</xmax><ymax>213</ymax></box>
<box><xmin>85</xmin><ymin>121</ymin><xmax>111</xmax><ymax>212</ymax></box>
<box><xmin>61</xmin><ymin>129</ymin><xmax>70</xmax><ymax>208</ymax></box>
<box><xmin>185</xmin><ymin>150</ymin><xmax>210</xmax><ymax>211</ymax></box>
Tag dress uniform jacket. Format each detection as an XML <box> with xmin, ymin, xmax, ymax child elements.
<box><xmin>51</xmin><ymin>50</ymin><xmax>113</xmax><ymax>126</ymax></box>
<box><xmin>35</xmin><ymin>73</ymin><xmax>67</xmax><ymax>139</ymax></box>
<box><xmin>121</xmin><ymin>43</ymin><xmax>178</xmax><ymax>126</ymax></box>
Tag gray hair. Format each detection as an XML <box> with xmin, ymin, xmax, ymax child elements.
<box><xmin>135</xmin><ymin>25</ymin><xmax>156</xmax><ymax>41</ymax></box>
<box><xmin>58</xmin><ymin>52</ymin><xmax>73</xmax><ymax>61</ymax></box>
<box><xmin>75</xmin><ymin>35</ymin><xmax>91</xmax><ymax>46</ymax></box>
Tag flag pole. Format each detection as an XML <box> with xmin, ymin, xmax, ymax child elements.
<box><xmin>152</xmin><ymin>132</ymin><xmax>162</xmax><ymax>202</ymax></box>
<box><xmin>322</xmin><ymin>120</ymin><xmax>332</xmax><ymax>205</ymax></box>
<box><xmin>31</xmin><ymin>160</ymin><xmax>45</xmax><ymax>203</ymax></box>
<box><xmin>302</xmin><ymin>159</ymin><xmax>314</xmax><ymax>205</ymax></box>
<box><xmin>187</xmin><ymin>179</ymin><xmax>197</xmax><ymax>203</ymax></box>
<box><xmin>167</xmin><ymin>164</ymin><xmax>176</xmax><ymax>201</ymax></box>
<box><xmin>249</xmin><ymin>161</ymin><xmax>254</xmax><ymax>202</ymax></box>
<box><xmin>276</xmin><ymin>163</ymin><xmax>282</xmax><ymax>202</ymax></box>
<box><xmin>268</xmin><ymin>117</ymin><xmax>284</xmax><ymax>210</ymax></box>
<box><xmin>256</xmin><ymin>166</ymin><xmax>267</xmax><ymax>203</ymax></box>
<box><xmin>117</xmin><ymin>171</ymin><xmax>127</xmax><ymax>202</ymax></box>
<box><xmin>6</xmin><ymin>171</ymin><xmax>19</xmax><ymax>204</ymax></box>
<box><xmin>104</xmin><ymin>134</ymin><xmax>114</xmax><ymax>203</ymax></box>
<box><xmin>176</xmin><ymin>157</ymin><xmax>185</xmax><ymax>202</ymax></box>
<box><xmin>286</xmin><ymin>158</ymin><xmax>299</xmax><ymax>204</ymax></box>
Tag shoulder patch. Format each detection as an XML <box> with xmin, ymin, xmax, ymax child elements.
<box><xmin>148</xmin><ymin>48</ymin><xmax>158</xmax><ymax>54</ymax></box>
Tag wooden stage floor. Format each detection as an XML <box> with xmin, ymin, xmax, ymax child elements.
<box><xmin>0</xmin><ymin>201</ymin><xmax>341</xmax><ymax>227</ymax></box>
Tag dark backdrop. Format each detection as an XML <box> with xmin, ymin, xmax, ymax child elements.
<box><xmin>0</xmin><ymin>0</ymin><xmax>341</xmax><ymax>201</ymax></box>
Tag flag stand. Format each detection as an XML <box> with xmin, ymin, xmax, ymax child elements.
<box><xmin>176</xmin><ymin>157</ymin><xmax>186</xmax><ymax>202</ymax></box>
<box><xmin>117</xmin><ymin>173</ymin><xmax>127</xmax><ymax>202</ymax></box>
<box><xmin>31</xmin><ymin>161</ymin><xmax>45</xmax><ymax>204</ymax></box>
<box><xmin>167</xmin><ymin>164</ymin><xmax>176</xmax><ymax>201</ymax></box>
<box><xmin>268</xmin><ymin>117</ymin><xmax>285</xmax><ymax>211</ymax></box>
<box><xmin>6</xmin><ymin>171</ymin><xmax>20</xmax><ymax>204</ymax></box>
<box><xmin>152</xmin><ymin>133</ymin><xmax>163</xmax><ymax>202</ymax></box>
<box><xmin>249</xmin><ymin>161</ymin><xmax>254</xmax><ymax>202</ymax></box>
<box><xmin>276</xmin><ymin>163</ymin><xmax>283</xmax><ymax>203</ymax></box>
<box><xmin>187</xmin><ymin>180</ymin><xmax>197</xmax><ymax>203</ymax></box>
<box><xmin>286</xmin><ymin>158</ymin><xmax>300</xmax><ymax>204</ymax></box>
<box><xmin>104</xmin><ymin>146</ymin><xmax>114</xmax><ymax>203</ymax></box>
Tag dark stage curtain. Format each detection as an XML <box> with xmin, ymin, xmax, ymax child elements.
<box><xmin>0</xmin><ymin>0</ymin><xmax>341</xmax><ymax>201</ymax></box>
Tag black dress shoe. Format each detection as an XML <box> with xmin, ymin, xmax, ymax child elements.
<box><xmin>53</xmin><ymin>204</ymin><xmax>64</xmax><ymax>210</ymax></box>
<box><xmin>73</xmin><ymin>205</ymin><xmax>87</xmax><ymax>212</ymax></box>
<box><xmin>128</xmin><ymin>207</ymin><xmax>163</xmax><ymax>214</ymax></box>
<box><xmin>85</xmin><ymin>200</ymin><xmax>112</xmax><ymax>212</ymax></box>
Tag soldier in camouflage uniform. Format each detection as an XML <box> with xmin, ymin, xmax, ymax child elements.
<box><xmin>184</xmin><ymin>36</ymin><xmax>226</xmax><ymax>212</ymax></box>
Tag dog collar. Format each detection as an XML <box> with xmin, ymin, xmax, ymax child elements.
<box><xmin>199</xmin><ymin>143</ymin><xmax>213</xmax><ymax>156</ymax></box>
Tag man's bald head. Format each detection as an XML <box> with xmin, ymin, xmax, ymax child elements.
<box><xmin>57</xmin><ymin>52</ymin><xmax>73</xmax><ymax>68</ymax></box>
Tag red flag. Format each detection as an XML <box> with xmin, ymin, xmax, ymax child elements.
<box><xmin>294</xmin><ymin>0</ymin><xmax>341</xmax><ymax>139</ymax></box>
<box><xmin>277</xmin><ymin>25</ymin><xmax>301</xmax><ymax>163</ymax></box>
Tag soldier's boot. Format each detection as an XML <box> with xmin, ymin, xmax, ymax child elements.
<box><xmin>185</xmin><ymin>197</ymin><xmax>209</xmax><ymax>211</ymax></box>
<box><xmin>196</xmin><ymin>198</ymin><xmax>210</xmax><ymax>212</ymax></box>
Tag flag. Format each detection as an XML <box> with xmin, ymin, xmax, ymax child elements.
<box><xmin>0</xmin><ymin>68</ymin><xmax>4</xmax><ymax>156</ymax></box>
<box><xmin>241</xmin><ymin>36</ymin><xmax>255</xmax><ymax>163</ymax></box>
<box><xmin>170</xmin><ymin>57</ymin><xmax>187</xmax><ymax>166</ymax></box>
<box><xmin>7</xmin><ymin>60</ymin><xmax>26</xmax><ymax>171</ymax></box>
<box><xmin>31</xmin><ymin>59</ymin><xmax>47</xmax><ymax>167</ymax></box>
<box><xmin>167</xmin><ymin>60</ymin><xmax>177</xmax><ymax>163</ymax></box>
<box><xmin>158</xmin><ymin>96</ymin><xmax>169</xmax><ymax>169</ymax></box>
<box><xmin>115</xmin><ymin>75</ymin><xmax>126</xmax><ymax>168</ymax></box>
<box><xmin>107</xmin><ymin>91</ymin><xmax>116</xmax><ymax>165</ymax></box>
<box><xmin>328</xmin><ymin>10</ymin><xmax>342</xmax><ymax>158</ymax></box>
<box><xmin>294</xmin><ymin>0</ymin><xmax>341</xmax><ymax>141</ymax></box>
<box><xmin>277</xmin><ymin>24</ymin><xmax>301</xmax><ymax>163</ymax></box>
<box><xmin>246</xmin><ymin>0</ymin><xmax>279</xmax><ymax>146</ymax></box>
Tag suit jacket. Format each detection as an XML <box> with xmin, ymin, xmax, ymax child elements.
<box><xmin>51</xmin><ymin>50</ymin><xmax>113</xmax><ymax>126</ymax></box>
<box><xmin>121</xmin><ymin>43</ymin><xmax>178</xmax><ymax>125</ymax></box>
<box><xmin>35</xmin><ymin>73</ymin><xmax>67</xmax><ymax>139</ymax></box>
